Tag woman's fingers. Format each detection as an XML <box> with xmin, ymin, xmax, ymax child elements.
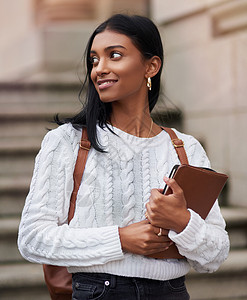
<box><xmin>146</xmin><ymin>181</ymin><xmax>190</xmax><ymax>232</ymax></box>
<box><xmin>118</xmin><ymin>220</ymin><xmax>173</xmax><ymax>255</ymax></box>
<box><xmin>148</xmin><ymin>230</ymin><xmax>170</xmax><ymax>243</ymax></box>
<box><xmin>154</xmin><ymin>227</ymin><xmax>169</xmax><ymax>237</ymax></box>
<box><xmin>152</xmin><ymin>226</ymin><xmax>169</xmax><ymax>237</ymax></box>
<box><xmin>163</xmin><ymin>177</ymin><xmax>184</xmax><ymax>198</ymax></box>
<box><xmin>145</xmin><ymin>201</ymin><xmax>158</xmax><ymax>224</ymax></box>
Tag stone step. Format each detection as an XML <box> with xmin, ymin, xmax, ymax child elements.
<box><xmin>0</xmin><ymin>120</ymin><xmax>48</xmax><ymax>138</ymax></box>
<box><xmin>0</xmin><ymin>207</ymin><xmax>247</xmax><ymax>264</ymax></box>
<box><xmin>0</xmin><ymin>218</ymin><xmax>23</xmax><ymax>263</ymax></box>
<box><xmin>0</xmin><ymin>194</ymin><xmax>26</xmax><ymax>218</ymax></box>
<box><xmin>0</xmin><ymin>177</ymin><xmax>30</xmax><ymax>218</ymax></box>
<box><xmin>0</xmin><ymin>82</ymin><xmax>82</xmax><ymax>120</ymax></box>
<box><xmin>222</xmin><ymin>207</ymin><xmax>247</xmax><ymax>250</ymax></box>
<box><xmin>0</xmin><ymin>250</ymin><xmax>246</xmax><ymax>300</ymax></box>
<box><xmin>0</xmin><ymin>155</ymin><xmax>35</xmax><ymax>178</ymax></box>
<box><xmin>0</xmin><ymin>176</ymin><xmax>30</xmax><ymax>194</ymax></box>
<box><xmin>0</xmin><ymin>139</ymin><xmax>40</xmax><ymax>155</ymax></box>
<box><xmin>0</xmin><ymin>263</ymin><xmax>49</xmax><ymax>300</ymax></box>
<box><xmin>0</xmin><ymin>83</ymin><xmax>176</xmax><ymax>123</ymax></box>
<box><xmin>187</xmin><ymin>249</ymin><xmax>247</xmax><ymax>300</ymax></box>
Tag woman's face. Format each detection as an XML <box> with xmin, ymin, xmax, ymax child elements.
<box><xmin>90</xmin><ymin>30</ymin><xmax>149</xmax><ymax>104</ymax></box>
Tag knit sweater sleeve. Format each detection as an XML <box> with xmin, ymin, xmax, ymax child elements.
<box><xmin>18</xmin><ymin>126</ymin><xmax>124</xmax><ymax>267</ymax></box>
<box><xmin>168</xmin><ymin>134</ymin><xmax>230</xmax><ymax>273</ymax></box>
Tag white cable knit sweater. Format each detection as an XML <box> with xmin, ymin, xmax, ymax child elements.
<box><xmin>18</xmin><ymin>123</ymin><xmax>229</xmax><ymax>280</ymax></box>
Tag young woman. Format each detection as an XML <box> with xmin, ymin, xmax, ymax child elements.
<box><xmin>18</xmin><ymin>14</ymin><xmax>229</xmax><ymax>299</ymax></box>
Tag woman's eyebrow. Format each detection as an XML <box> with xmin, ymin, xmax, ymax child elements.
<box><xmin>90</xmin><ymin>45</ymin><xmax>127</xmax><ymax>54</ymax></box>
<box><xmin>105</xmin><ymin>45</ymin><xmax>126</xmax><ymax>51</ymax></box>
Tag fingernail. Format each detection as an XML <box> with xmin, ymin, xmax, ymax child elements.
<box><xmin>163</xmin><ymin>176</ymin><xmax>169</xmax><ymax>182</ymax></box>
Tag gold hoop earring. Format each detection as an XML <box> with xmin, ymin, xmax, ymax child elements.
<box><xmin>147</xmin><ymin>77</ymin><xmax>152</xmax><ymax>91</ymax></box>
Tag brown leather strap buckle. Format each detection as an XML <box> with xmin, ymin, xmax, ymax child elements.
<box><xmin>172</xmin><ymin>139</ymin><xmax>184</xmax><ymax>148</ymax></box>
<box><xmin>79</xmin><ymin>139</ymin><xmax>90</xmax><ymax>151</ymax></box>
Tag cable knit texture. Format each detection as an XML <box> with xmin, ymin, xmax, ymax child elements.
<box><xmin>18</xmin><ymin>124</ymin><xmax>229</xmax><ymax>280</ymax></box>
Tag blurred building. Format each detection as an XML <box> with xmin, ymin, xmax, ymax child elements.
<box><xmin>151</xmin><ymin>0</ymin><xmax>247</xmax><ymax>208</ymax></box>
<box><xmin>0</xmin><ymin>0</ymin><xmax>148</xmax><ymax>82</ymax></box>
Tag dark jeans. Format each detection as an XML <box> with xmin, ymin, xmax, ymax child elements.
<box><xmin>72</xmin><ymin>272</ymin><xmax>190</xmax><ymax>300</ymax></box>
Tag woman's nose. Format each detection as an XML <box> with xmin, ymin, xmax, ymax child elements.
<box><xmin>95</xmin><ymin>59</ymin><xmax>110</xmax><ymax>76</ymax></box>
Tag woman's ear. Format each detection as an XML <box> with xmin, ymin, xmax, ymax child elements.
<box><xmin>145</xmin><ymin>56</ymin><xmax>162</xmax><ymax>79</ymax></box>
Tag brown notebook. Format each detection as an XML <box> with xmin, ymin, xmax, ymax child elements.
<box><xmin>148</xmin><ymin>164</ymin><xmax>228</xmax><ymax>259</ymax></box>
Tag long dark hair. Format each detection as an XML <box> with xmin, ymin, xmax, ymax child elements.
<box><xmin>56</xmin><ymin>14</ymin><xmax>164</xmax><ymax>152</ymax></box>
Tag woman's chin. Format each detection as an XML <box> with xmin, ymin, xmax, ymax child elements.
<box><xmin>99</xmin><ymin>96</ymin><xmax>118</xmax><ymax>104</ymax></box>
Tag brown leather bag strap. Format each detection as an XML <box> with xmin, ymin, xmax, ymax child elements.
<box><xmin>161</xmin><ymin>127</ymin><xmax>189</xmax><ymax>165</ymax></box>
<box><xmin>68</xmin><ymin>127</ymin><xmax>91</xmax><ymax>223</ymax></box>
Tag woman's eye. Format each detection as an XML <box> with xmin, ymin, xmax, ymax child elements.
<box><xmin>111</xmin><ymin>52</ymin><xmax>122</xmax><ymax>59</ymax></box>
<box><xmin>90</xmin><ymin>56</ymin><xmax>99</xmax><ymax>65</ymax></box>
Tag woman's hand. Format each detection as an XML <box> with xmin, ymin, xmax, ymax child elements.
<box><xmin>146</xmin><ymin>177</ymin><xmax>190</xmax><ymax>233</ymax></box>
<box><xmin>118</xmin><ymin>220</ymin><xmax>172</xmax><ymax>256</ymax></box>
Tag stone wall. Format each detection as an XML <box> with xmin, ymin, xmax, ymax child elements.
<box><xmin>0</xmin><ymin>0</ymin><xmax>148</xmax><ymax>81</ymax></box>
<box><xmin>151</xmin><ymin>0</ymin><xmax>247</xmax><ymax>207</ymax></box>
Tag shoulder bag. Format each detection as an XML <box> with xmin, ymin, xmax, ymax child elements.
<box><xmin>43</xmin><ymin>127</ymin><xmax>91</xmax><ymax>300</ymax></box>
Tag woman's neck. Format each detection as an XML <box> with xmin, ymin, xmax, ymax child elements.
<box><xmin>109</xmin><ymin>104</ymin><xmax>161</xmax><ymax>138</ymax></box>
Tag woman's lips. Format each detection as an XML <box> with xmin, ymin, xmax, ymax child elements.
<box><xmin>97</xmin><ymin>80</ymin><xmax>118</xmax><ymax>90</ymax></box>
